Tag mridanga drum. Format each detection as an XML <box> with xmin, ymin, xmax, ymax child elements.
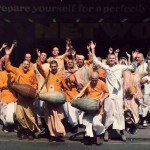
<box><xmin>10</xmin><ymin>82</ymin><xmax>37</xmax><ymax>99</ymax></box>
<box><xmin>38</xmin><ymin>91</ymin><xmax>66</xmax><ymax>105</ymax></box>
<box><xmin>71</xmin><ymin>97</ymin><xmax>100</xmax><ymax>113</ymax></box>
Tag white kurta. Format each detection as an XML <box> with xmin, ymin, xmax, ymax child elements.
<box><xmin>135</xmin><ymin>62</ymin><xmax>148</xmax><ymax>117</ymax></box>
<box><xmin>93</xmin><ymin>55</ymin><xmax>135</xmax><ymax>130</ymax></box>
<box><xmin>135</xmin><ymin>62</ymin><xmax>147</xmax><ymax>75</ymax></box>
<box><xmin>141</xmin><ymin>75</ymin><xmax>150</xmax><ymax>117</ymax></box>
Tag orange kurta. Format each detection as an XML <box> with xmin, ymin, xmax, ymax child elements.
<box><xmin>0</xmin><ymin>70</ymin><xmax>17</xmax><ymax>103</ymax></box>
<box><xmin>36</xmin><ymin>60</ymin><xmax>67</xmax><ymax>137</ymax></box>
<box><xmin>5</xmin><ymin>59</ymin><xmax>39</xmax><ymax>132</ymax></box>
<box><xmin>86</xmin><ymin>80</ymin><xmax>109</xmax><ymax>114</ymax></box>
<box><xmin>63</xmin><ymin>73</ymin><xmax>79</xmax><ymax>102</ymax></box>
<box><xmin>6</xmin><ymin>61</ymin><xmax>37</xmax><ymax>89</ymax></box>
<box><xmin>36</xmin><ymin>60</ymin><xmax>67</xmax><ymax>92</ymax></box>
<box><xmin>86</xmin><ymin>80</ymin><xmax>109</xmax><ymax>100</ymax></box>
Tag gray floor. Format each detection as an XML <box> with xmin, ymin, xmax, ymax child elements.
<box><xmin>0</xmin><ymin>124</ymin><xmax>150</xmax><ymax>150</ymax></box>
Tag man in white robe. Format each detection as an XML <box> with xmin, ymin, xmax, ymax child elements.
<box><xmin>140</xmin><ymin>62</ymin><xmax>150</xmax><ymax>127</ymax></box>
<box><xmin>134</xmin><ymin>53</ymin><xmax>149</xmax><ymax>127</ymax></box>
<box><xmin>91</xmin><ymin>41</ymin><xmax>136</xmax><ymax>141</ymax></box>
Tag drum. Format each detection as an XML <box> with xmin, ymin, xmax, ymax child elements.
<box><xmin>71</xmin><ymin>97</ymin><xmax>100</xmax><ymax>113</ymax></box>
<box><xmin>38</xmin><ymin>91</ymin><xmax>66</xmax><ymax>104</ymax></box>
<box><xmin>10</xmin><ymin>82</ymin><xmax>37</xmax><ymax>99</ymax></box>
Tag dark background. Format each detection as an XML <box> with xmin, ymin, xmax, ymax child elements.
<box><xmin>0</xmin><ymin>0</ymin><xmax>150</xmax><ymax>66</ymax></box>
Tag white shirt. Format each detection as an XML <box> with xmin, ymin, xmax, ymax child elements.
<box><xmin>93</xmin><ymin>55</ymin><xmax>135</xmax><ymax>99</ymax></box>
<box><xmin>142</xmin><ymin>75</ymin><xmax>150</xmax><ymax>95</ymax></box>
<box><xmin>136</xmin><ymin>62</ymin><xmax>147</xmax><ymax>74</ymax></box>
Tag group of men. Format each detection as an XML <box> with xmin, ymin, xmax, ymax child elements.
<box><xmin>0</xmin><ymin>40</ymin><xmax>150</xmax><ymax>146</ymax></box>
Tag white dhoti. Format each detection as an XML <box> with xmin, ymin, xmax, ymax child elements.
<box><xmin>104</xmin><ymin>97</ymin><xmax>125</xmax><ymax>130</ymax></box>
<box><xmin>141</xmin><ymin>95</ymin><xmax>150</xmax><ymax>117</ymax></box>
<box><xmin>63</xmin><ymin>102</ymin><xmax>80</xmax><ymax>127</ymax></box>
<box><xmin>78</xmin><ymin>111</ymin><xmax>84</xmax><ymax>125</ymax></box>
<box><xmin>0</xmin><ymin>102</ymin><xmax>16</xmax><ymax>126</ymax></box>
<box><xmin>83</xmin><ymin>113</ymin><xmax>105</xmax><ymax>137</ymax></box>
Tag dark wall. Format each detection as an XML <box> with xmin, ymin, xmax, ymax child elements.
<box><xmin>0</xmin><ymin>0</ymin><xmax>150</xmax><ymax>66</ymax></box>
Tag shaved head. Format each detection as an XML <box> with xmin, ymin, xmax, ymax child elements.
<box><xmin>91</xmin><ymin>71</ymin><xmax>99</xmax><ymax>80</ymax></box>
<box><xmin>137</xmin><ymin>53</ymin><xmax>144</xmax><ymax>58</ymax></box>
<box><xmin>91</xmin><ymin>71</ymin><xmax>99</xmax><ymax>86</ymax></box>
<box><xmin>25</xmin><ymin>53</ymin><xmax>31</xmax><ymax>62</ymax></box>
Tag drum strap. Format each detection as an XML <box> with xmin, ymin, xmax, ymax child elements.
<box><xmin>15</xmin><ymin>74</ymin><xmax>21</xmax><ymax>82</ymax></box>
<box><xmin>73</xmin><ymin>81</ymin><xmax>91</xmax><ymax>100</ymax></box>
<box><xmin>38</xmin><ymin>70</ymin><xmax>51</xmax><ymax>94</ymax></box>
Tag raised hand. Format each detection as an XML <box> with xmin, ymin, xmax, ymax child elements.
<box><xmin>66</xmin><ymin>37</ymin><xmax>72</xmax><ymax>51</ymax></box>
<box><xmin>114</xmin><ymin>49</ymin><xmax>120</xmax><ymax>54</ymax></box>
<box><xmin>126</xmin><ymin>51</ymin><xmax>131</xmax><ymax>58</ymax></box>
<box><xmin>114</xmin><ymin>49</ymin><xmax>119</xmax><ymax>57</ymax></box>
<box><xmin>66</xmin><ymin>39</ymin><xmax>70</xmax><ymax>51</ymax></box>
<box><xmin>12</xmin><ymin>40</ymin><xmax>17</xmax><ymax>47</ymax></box>
<box><xmin>90</xmin><ymin>41</ymin><xmax>96</xmax><ymax>50</ymax></box>
<box><xmin>0</xmin><ymin>43</ymin><xmax>8</xmax><ymax>52</ymax></box>
<box><xmin>132</xmin><ymin>49</ymin><xmax>139</xmax><ymax>59</ymax></box>
<box><xmin>1</xmin><ymin>43</ymin><xmax>8</xmax><ymax>49</ymax></box>
<box><xmin>36</xmin><ymin>48</ymin><xmax>41</xmax><ymax>57</ymax></box>
<box><xmin>87</xmin><ymin>43</ymin><xmax>91</xmax><ymax>51</ymax></box>
<box><xmin>109</xmin><ymin>47</ymin><xmax>113</xmax><ymax>54</ymax></box>
<box><xmin>66</xmin><ymin>38</ymin><xmax>71</xmax><ymax>44</ymax></box>
<box><xmin>71</xmin><ymin>50</ymin><xmax>76</xmax><ymax>56</ymax></box>
<box><xmin>90</xmin><ymin>41</ymin><xmax>96</xmax><ymax>55</ymax></box>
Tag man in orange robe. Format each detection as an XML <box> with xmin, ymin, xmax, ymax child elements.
<box><xmin>82</xmin><ymin>72</ymin><xmax>109</xmax><ymax>145</ymax></box>
<box><xmin>5</xmin><ymin>51</ymin><xmax>40</xmax><ymax>140</ymax></box>
<box><xmin>62</xmin><ymin>59</ymin><xmax>81</xmax><ymax>133</ymax></box>
<box><xmin>36</xmin><ymin>59</ymin><xmax>69</xmax><ymax>142</ymax></box>
<box><xmin>0</xmin><ymin>69</ymin><xmax>17</xmax><ymax>133</ymax></box>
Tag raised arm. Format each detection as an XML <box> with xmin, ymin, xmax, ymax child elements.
<box><xmin>0</xmin><ymin>43</ymin><xmax>7</xmax><ymax>52</ymax></box>
<box><xmin>114</xmin><ymin>49</ymin><xmax>119</xmax><ymax>64</ymax></box>
<box><xmin>132</xmin><ymin>49</ymin><xmax>139</xmax><ymax>61</ymax></box>
<box><xmin>36</xmin><ymin>48</ymin><xmax>41</xmax><ymax>59</ymax></box>
<box><xmin>36</xmin><ymin>59</ymin><xmax>48</xmax><ymax>78</ymax></box>
<box><xmin>126</xmin><ymin>51</ymin><xmax>131</xmax><ymax>65</ymax></box>
<box><xmin>58</xmin><ymin>48</ymin><xmax>70</xmax><ymax>60</ymax></box>
<box><xmin>91</xmin><ymin>41</ymin><xmax>108</xmax><ymax>70</ymax></box>
<box><xmin>85</xmin><ymin>43</ymin><xmax>93</xmax><ymax>66</ymax></box>
<box><xmin>58</xmin><ymin>39</ymin><xmax>73</xmax><ymax>60</ymax></box>
<box><xmin>5</xmin><ymin>42</ymin><xmax>19</xmax><ymax>75</ymax></box>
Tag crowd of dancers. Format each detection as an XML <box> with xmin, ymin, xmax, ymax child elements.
<box><xmin>0</xmin><ymin>39</ymin><xmax>150</xmax><ymax>146</ymax></box>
